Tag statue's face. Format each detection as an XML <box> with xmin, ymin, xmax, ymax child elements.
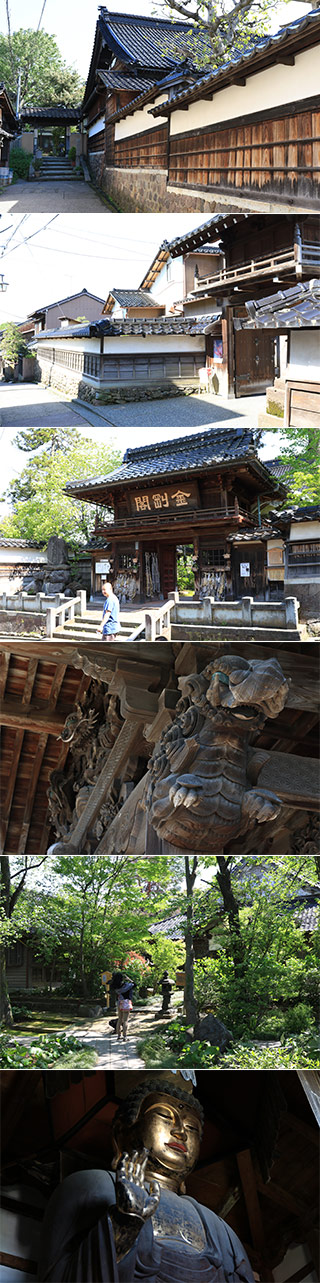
<box><xmin>137</xmin><ymin>1092</ymin><xmax>201</xmax><ymax>1177</ymax></box>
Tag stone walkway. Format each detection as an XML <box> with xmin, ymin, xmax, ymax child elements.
<box><xmin>0</xmin><ymin>382</ymin><xmax>266</xmax><ymax>430</ymax></box>
<box><xmin>0</xmin><ymin>179</ymin><xmax>115</xmax><ymax>213</ymax></box>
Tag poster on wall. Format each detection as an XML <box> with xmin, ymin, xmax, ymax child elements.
<box><xmin>96</xmin><ymin>560</ymin><xmax>110</xmax><ymax>573</ymax></box>
<box><xmin>240</xmin><ymin>562</ymin><xmax>250</xmax><ymax>577</ymax></box>
<box><xmin>213</xmin><ymin>338</ymin><xmax>223</xmax><ymax>361</ymax></box>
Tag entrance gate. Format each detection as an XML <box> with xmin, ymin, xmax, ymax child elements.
<box><xmin>234</xmin><ymin>330</ymin><xmax>275</xmax><ymax>397</ymax></box>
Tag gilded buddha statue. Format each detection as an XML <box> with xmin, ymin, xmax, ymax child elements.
<box><xmin>38</xmin><ymin>1079</ymin><xmax>254</xmax><ymax>1283</ymax></box>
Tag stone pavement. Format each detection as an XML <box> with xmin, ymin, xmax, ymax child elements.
<box><xmin>66</xmin><ymin>1014</ymin><xmax>146</xmax><ymax>1070</ymax></box>
<box><xmin>0</xmin><ymin>382</ymin><xmax>266</xmax><ymax>431</ymax></box>
<box><xmin>0</xmin><ymin>383</ymin><xmax>91</xmax><ymax>427</ymax></box>
<box><xmin>0</xmin><ymin>179</ymin><xmax>115</xmax><ymax>213</ymax></box>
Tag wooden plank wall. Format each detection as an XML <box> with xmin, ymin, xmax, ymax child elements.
<box><xmin>114</xmin><ymin>124</ymin><xmax>168</xmax><ymax>169</ymax></box>
<box><xmin>168</xmin><ymin>107</ymin><xmax>320</xmax><ymax>197</ymax></box>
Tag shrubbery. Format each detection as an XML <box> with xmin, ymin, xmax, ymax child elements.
<box><xmin>0</xmin><ymin>1031</ymin><xmax>90</xmax><ymax>1068</ymax></box>
<box><xmin>9</xmin><ymin>147</ymin><xmax>31</xmax><ymax>180</ymax></box>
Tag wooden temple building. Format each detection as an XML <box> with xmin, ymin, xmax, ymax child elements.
<box><xmin>0</xmin><ymin>641</ymin><xmax>319</xmax><ymax>856</ymax></box>
<box><xmin>0</xmin><ymin>84</ymin><xmax>16</xmax><ymax>177</ymax></box>
<box><xmin>81</xmin><ymin>7</ymin><xmax>320</xmax><ymax>211</ymax></box>
<box><xmin>66</xmin><ymin>428</ymin><xmax>285</xmax><ymax>602</ymax></box>
<box><xmin>1</xmin><ymin>1069</ymin><xmax>319</xmax><ymax>1283</ymax></box>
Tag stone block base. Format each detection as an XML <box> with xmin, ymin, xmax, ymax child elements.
<box><xmin>285</xmin><ymin>579</ymin><xmax>320</xmax><ymax>620</ymax></box>
<box><xmin>101</xmin><ymin>166</ymin><xmax>220</xmax><ymax>212</ymax></box>
<box><xmin>0</xmin><ymin>610</ymin><xmax>45</xmax><ymax>636</ymax></box>
<box><xmin>39</xmin><ymin>358</ymin><xmax>82</xmax><ymax>400</ymax></box>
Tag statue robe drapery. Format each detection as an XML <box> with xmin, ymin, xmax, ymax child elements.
<box><xmin>38</xmin><ymin>1170</ymin><xmax>254</xmax><ymax>1283</ymax></box>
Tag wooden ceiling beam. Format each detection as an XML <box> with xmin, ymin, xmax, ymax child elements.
<box><xmin>21</xmin><ymin>658</ymin><xmax>38</xmax><ymax>706</ymax></box>
<box><xmin>0</xmin><ymin>650</ymin><xmax>10</xmax><ymax>699</ymax></box>
<box><xmin>0</xmin><ymin>729</ymin><xmax>24</xmax><ymax>853</ymax></box>
<box><xmin>0</xmin><ymin>699</ymin><xmax>73</xmax><ymax>735</ymax></box>
<box><xmin>17</xmin><ymin>732</ymin><xmax>48</xmax><ymax>855</ymax></box>
<box><xmin>48</xmin><ymin>663</ymin><xmax>67</xmax><ymax>709</ymax></box>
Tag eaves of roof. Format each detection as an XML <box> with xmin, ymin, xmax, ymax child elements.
<box><xmin>0</xmin><ymin>83</ymin><xmax>16</xmax><ymax>122</ymax></box>
<box><xmin>34</xmin><ymin>313</ymin><xmax>217</xmax><ymax>341</ymax></box>
<box><xmin>234</xmin><ymin>281</ymin><xmax>320</xmax><ymax>330</ymax></box>
<box><xmin>150</xmin><ymin>8</ymin><xmax>320</xmax><ymax>116</ymax></box>
<box><xmin>65</xmin><ymin>429</ymin><xmax>284</xmax><ymax>497</ymax></box>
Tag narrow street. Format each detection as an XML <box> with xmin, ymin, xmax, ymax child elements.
<box><xmin>0</xmin><ymin>179</ymin><xmax>115</xmax><ymax>213</ymax></box>
<box><xmin>0</xmin><ymin>381</ymin><xmax>266</xmax><ymax>430</ymax></box>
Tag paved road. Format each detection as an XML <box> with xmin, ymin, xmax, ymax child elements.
<box><xmin>0</xmin><ymin>382</ymin><xmax>266</xmax><ymax>430</ymax></box>
<box><xmin>0</xmin><ymin>178</ymin><xmax>115</xmax><ymax>213</ymax></box>
<box><xmin>0</xmin><ymin>383</ymin><xmax>91</xmax><ymax>427</ymax></box>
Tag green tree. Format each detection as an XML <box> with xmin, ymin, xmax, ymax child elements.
<box><xmin>153</xmin><ymin>0</ymin><xmax>285</xmax><ymax>68</ymax></box>
<box><xmin>0</xmin><ymin>855</ymin><xmax>49</xmax><ymax>1026</ymax></box>
<box><xmin>0</xmin><ymin>322</ymin><xmax>29</xmax><ymax>367</ymax></box>
<box><xmin>0</xmin><ymin>29</ymin><xmax>84</xmax><ymax>109</ymax></box>
<box><xmin>0</xmin><ymin>435</ymin><xmax>122</xmax><ymax>547</ymax></box>
<box><xmin>276</xmin><ymin>428</ymin><xmax>320</xmax><ymax>505</ymax></box>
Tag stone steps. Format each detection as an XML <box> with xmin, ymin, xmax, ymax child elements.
<box><xmin>37</xmin><ymin>159</ymin><xmax>82</xmax><ymax>182</ymax></box>
<box><xmin>170</xmin><ymin>623</ymin><xmax>300</xmax><ymax>642</ymax></box>
<box><xmin>53</xmin><ymin>614</ymin><xmax>142</xmax><ymax>640</ymax></box>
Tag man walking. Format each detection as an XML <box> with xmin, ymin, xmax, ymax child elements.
<box><xmin>98</xmin><ymin>579</ymin><xmax>120</xmax><ymax>641</ymax></box>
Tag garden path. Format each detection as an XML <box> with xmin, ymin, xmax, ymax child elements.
<box><xmin>66</xmin><ymin>1000</ymin><xmax>173</xmax><ymax>1070</ymax></box>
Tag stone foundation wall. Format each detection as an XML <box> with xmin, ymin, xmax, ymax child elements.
<box><xmin>101</xmin><ymin>165</ymin><xmax>221</xmax><ymax>212</ymax></box>
<box><xmin>285</xmin><ymin>579</ymin><xmax>320</xmax><ymax>620</ymax></box>
<box><xmin>88</xmin><ymin>151</ymin><xmax>104</xmax><ymax>186</ymax></box>
<box><xmin>0</xmin><ymin>610</ymin><xmax>45</xmax><ymax>636</ymax></box>
<box><xmin>39</xmin><ymin>356</ymin><xmax>82</xmax><ymax>400</ymax></box>
<box><xmin>78</xmin><ymin>380</ymin><xmax>199</xmax><ymax>404</ymax></box>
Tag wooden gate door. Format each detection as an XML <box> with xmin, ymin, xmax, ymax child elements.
<box><xmin>234</xmin><ymin>330</ymin><xmax>275</xmax><ymax>397</ymax></box>
<box><xmin>161</xmin><ymin>545</ymin><xmax>176</xmax><ymax>598</ymax></box>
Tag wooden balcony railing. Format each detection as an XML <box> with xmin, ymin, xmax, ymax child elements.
<box><xmin>94</xmin><ymin>504</ymin><xmax>249</xmax><ymax>535</ymax></box>
<box><xmin>194</xmin><ymin>243</ymin><xmax>320</xmax><ymax>293</ymax></box>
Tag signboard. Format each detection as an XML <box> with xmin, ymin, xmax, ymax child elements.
<box><xmin>129</xmin><ymin>482</ymin><xmax>199</xmax><ymax>516</ymax></box>
<box><xmin>240</xmin><ymin>562</ymin><xmax>250</xmax><ymax>577</ymax></box>
<box><xmin>96</xmin><ymin>560</ymin><xmax>110</xmax><ymax>574</ymax></box>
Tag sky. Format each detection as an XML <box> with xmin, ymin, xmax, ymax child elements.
<box><xmin>0</xmin><ymin>212</ymin><xmax>204</xmax><ymax>323</ymax></box>
<box><xmin>0</xmin><ymin>0</ymin><xmax>311</xmax><ymax>82</ymax></box>
<box><xmin>0</xmin><ymin>424</ymin><xmax>282</xmax><ymax>518</ymax></box>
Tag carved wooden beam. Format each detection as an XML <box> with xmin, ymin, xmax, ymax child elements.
<box><xmin>0</xmin><ymin>699</ymin><xmax>74</xmax><ymax>734</ymax></box>
<box><xmin>252</xmin><ymin>751</ymin><xmax>320</xmax><ymax>811</ymax></box>
<box><xmin>52</xmin><ymin>718</ymin><xmax>143</xmax><ymax>853</ymax></box>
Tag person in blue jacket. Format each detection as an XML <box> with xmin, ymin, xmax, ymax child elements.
<box><xmin>98</xmin><ymin>579</ymin><xmax>120</xmax><ymax>641</ymax></box>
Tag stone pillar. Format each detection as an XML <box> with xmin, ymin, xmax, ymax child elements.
<box><xmin>241</xmin><ymin>597</ymin><xmax>253</xmax><ymax>624</ymax></box>
<box><xmin>202</xmin><ymin>597</ymin><xmax>213</xmax><ymax>622</ymax></box>
<box><xmin>285</xmin><ymin>596</ymin><xmax>299</xmax><ymax>629</ymax></box>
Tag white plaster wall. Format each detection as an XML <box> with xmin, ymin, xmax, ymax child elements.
<box><xmin>88</xmin><ymin>114</ymin><xmax>105</xmax><ymax>138</ymax></box>
<box><xmin>149</xmin><ymin>257</ymin><xmax>184</xmax><ymax>313</ymax></box>
<box><xmin>169</xmin><ymin>45</ymin><xmax>319</xmax><ymax>135</ymax></box>
<box><xmin>101</xmin><ymin>333</ymin><xmax>205</xmax><ymax>355</ymax></box>
<box><xmin>0</xmin><ymin>548</ymin><xmax>47</xmax><ymax>565</ymax></box>
<box><xmin>289</xmin><ymin>520</ymin><xmax>320</xmax><ymax>541</ymax></box>
<box><xmin>287</xmin><ymin>331</ymin><xmax>320</xmax><ymax>382</ymax></box>
<box><xmin>38</xmin><ymin>336</ymin><xmax>101</xmax><ymax>355</ymax></box>
<box><xmin>115</xmin><ymin>95</ymin><xmax>167</xmax><ymax>140</ymax></box>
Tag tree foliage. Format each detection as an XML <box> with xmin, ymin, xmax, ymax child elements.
<box><xmin>0</xmin><ymin>430</ymin><xmax>122</xmax><ymax>547</ymax></box>
<box><xmin>153</xmin><ymin>0</ymin><xmax>284</xmax><ymax>68</ymax></box>
<box><xmin>276</xmin><ymin>428</ymin><xmax>320</xmax><ymax>505</ymax></box>
<box><xmin>0</xmin><ymin>322</ymin><xmax>29</xmax><ymax>365</ymax></box>
<box><xmin>0</xmin><ymin>29</ymin><xmax>84</xmax><ymax>109</ymax></box>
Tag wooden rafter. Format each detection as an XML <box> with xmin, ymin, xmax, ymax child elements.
<box><xmin>17</xmin><ymin>731</ymin><xmax>48</xmax><ymax>855</ymax></box>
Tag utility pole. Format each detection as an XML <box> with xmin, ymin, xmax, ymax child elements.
<box><xmin>16</xmin><ymin>66</ymin><xmax>22</xmax><ymax>118</ymax></box>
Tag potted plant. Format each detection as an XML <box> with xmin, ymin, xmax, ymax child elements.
<box><xmin>34</xmin><ymin>158</ymin><xmax>42</xmax><ymax>179</ymax></box>
<box><xmin>69</xmin><ymin>146</ymin><xmax>76</xmax><ymax>168</ymax></box>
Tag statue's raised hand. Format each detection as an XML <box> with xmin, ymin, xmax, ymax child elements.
<box><xmin>116</xmin><ymin>1149</ymin><xmax>160</xmax><ymax>1222</ymax></box>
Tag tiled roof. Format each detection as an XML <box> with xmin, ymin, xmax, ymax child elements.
<box><xmin>21</xmin><ymin>105</ymin><xmax>79</xmax><ymax>121</ymax></box>
<box><xmin>65</xmin><ymin>427</ymin><xmax>264</xmax><ymax>493</ymax></box>
<box><xmin>35</xmin><ymin>313</ymin><xmax>218</xmax><ymax>340</ymax></box>
<box><xmin>150</xmin><ymin>8</ymin><xmax>320</xmax><ymax>113</ymax></box>
<box><xmin>107</xmin><ymin>288</ymin><xmax>160</xmax><ymax>308</ymax></box>
<box><xmin>234</xmin><ymin>281</ymin><xmax>320</xmax><ymax>329</ymax></box>
<box><xmin>97</xmin><ymin>68</ymin><xmax>151</xmax><ymax>92</ymax></box>
<box><xmin>0</xmin><ymin>538</ymin><xmax>45</xmax><ymax>548</ymax></box>
<box><xmin>98</xmin><ymin>8</ymin><xmax>211</xmax><ymax>70</ymax></box>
